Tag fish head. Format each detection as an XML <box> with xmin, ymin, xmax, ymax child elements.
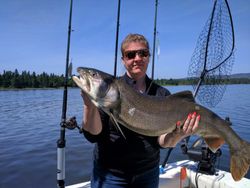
<box><xmin>72</xmin><ymin>67</ymin><xmax>120</xmax><ymax>109</ymax></box>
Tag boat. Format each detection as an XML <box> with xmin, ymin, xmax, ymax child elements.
<box><xmin>65</xmin><ymin>137</ymin><xmax>250</xmax><ymax>188</ymax></box>
<box><xmin>66</xmin><ymin>160</ymin><xmax>250</xmax><ymax>188</ymax></box>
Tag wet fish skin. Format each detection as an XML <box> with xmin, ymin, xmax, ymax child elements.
<box><xmin>73</xmin><ymin>67</ymin><xmax>250</xmax><ymax>181</ymax></box>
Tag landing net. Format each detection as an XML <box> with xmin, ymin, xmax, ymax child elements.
<box><xmin>187</xmin><ymin>0</ymin><xmax>235</xmax><ymax>107</ymax></box>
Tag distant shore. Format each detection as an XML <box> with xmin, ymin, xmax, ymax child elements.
<box><xmin>1</xmin><ymin>69</ymin><xmax>250</xmax><ymax>89</ymax></box>
<box><xmin>1</xmin><ymin>83</ymin><xmax>250</xmax><ymax>91</ymax></box>
<box><xmin>0</xmin><ymin>87</ymin><xmax>77</xmax><ymax>91</ymax></box>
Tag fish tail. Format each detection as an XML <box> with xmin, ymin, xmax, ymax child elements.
<box><xmin>230</xmin><ymin>140</ymin><xmax>250</xmax><ymax>181</ymax></box>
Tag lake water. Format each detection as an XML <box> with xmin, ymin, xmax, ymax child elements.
<box><xmin>0</xmin><ymin>85</ymin><xmax>250</xmax><ymax>188</ymax></box>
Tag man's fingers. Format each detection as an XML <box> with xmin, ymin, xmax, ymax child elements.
<box><xmin>186</xmin><ymin>112</ymin><xmax>196</xmax><ymax>133</ymax></box>
<box><xmin>182</xmin><ymin>113</ymin><xmax>192</xmax><ymax>132</ymax></box>
<box><xmin>184</xmin><ymin>112</ymin><xmax>199</xmax><ymax>134</ymax></box>
<box><xmin>192</xmin><ymin>115</ymin><xmax>200</xmax><ymax>132</ymax></box>
<box><xmin>175</xmin><ymin>121</ymin><xmax>182</xmax><ymax>133</ymax></box>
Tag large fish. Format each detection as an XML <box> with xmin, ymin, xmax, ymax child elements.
<box><xmin>72</xmin><ymin>67</ymin><xmax>250</xmax><ymax>181</ymax></box>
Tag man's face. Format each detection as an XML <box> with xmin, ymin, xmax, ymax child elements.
<box><xmin>122</xmin><ymin>42</ymin><xmax>150</xmax><ymax>80</ymax></box>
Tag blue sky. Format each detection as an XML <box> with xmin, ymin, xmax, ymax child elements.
<box><xmin>0</xmin><ymin>0</ymin><xmax>249</xmax><ymax>78</ymax></box>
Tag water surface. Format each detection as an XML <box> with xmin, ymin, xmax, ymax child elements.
<box><xmin>0</xmin><ymin>85</ymin><xmax>249</xmax><ymax>188</ymax></box>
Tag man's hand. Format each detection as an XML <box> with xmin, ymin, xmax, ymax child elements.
<box><xmin>176</xmin><ymin>112</ymin><xmax>200</xmax><ymax>137</ymax></box>
<box><xmin>81</xmin><ymin>90</ymin><xmax>102</xmax><ymax>134</ymax></box>
<box><xmin>158</xmin><ymin>112</ymin><xmax>200</xmax><ymax>148</ymax></box>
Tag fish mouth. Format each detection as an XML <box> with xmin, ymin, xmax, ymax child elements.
<box><xmin>72</xmin><ymin>74</ymin><xmax>90</xmax><ymax>92</ymax></box>
<box><xmin>81</xmin><ymin>75</ymin><xmax>91</xmax><ymax>92</ymax></box>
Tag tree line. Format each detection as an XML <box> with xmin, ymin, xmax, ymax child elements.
<box><xmin>154</xmin><ymin>77</ymin><xmax>250</xmax><ymax>85</ymax></box>
<box><xmin>0</xmin><ymin>69</ymin><xmax>75</xmax><ymax>88</ymax></box>
<box><xmin>0</xmin><ymin>69</ymin><xmax>249</xmax><ymax>89</ymax></box>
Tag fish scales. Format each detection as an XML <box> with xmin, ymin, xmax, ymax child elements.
<box><xmin>117</xmin><ymin>79</ymin><xmax>175</xmax><ymax>135</ymax></box>
<box><xmin>116</xmin><ymin>78</ymin><xmax>228</xmax><ymax>138</ymax></box>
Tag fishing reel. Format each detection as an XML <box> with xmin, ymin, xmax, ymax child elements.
<box><xmin>181</xmin><ymin>137</ymin><xmax>222</xmax><ymax>175</ymax></box>
<box><xmin>61</xmin><ymin>116</ymin><xmax>83</xmax><ymax>133</ymax></box>
<box><xmin>181</xmin><ymin>117</ymin><xmax>231</xmax><ymax>175</ymax></box>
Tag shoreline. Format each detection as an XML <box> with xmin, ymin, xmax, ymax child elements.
<box><xmin>1</xmin><ymin>83</ymin><xmax>250</xmax><ymax>91</ymax></box>
<box><xmin>0</xmin><ymin>87</ymin><xmax>77</xmax><ymax>91</ymax></box>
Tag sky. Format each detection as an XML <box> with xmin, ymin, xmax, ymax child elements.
<box><xmin>0</xmin><ymin>0</ymin><xmax>249</xmax><ymax>79</ymax></box>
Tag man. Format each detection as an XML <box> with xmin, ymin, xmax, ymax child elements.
<box><xmin>81</xmin><ymin>33</ymin><xmax>200</xmax><ymax>188</ymax></box>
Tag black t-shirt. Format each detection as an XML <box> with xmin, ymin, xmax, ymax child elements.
<box><xmin>83</xmin><ymin>74</ymin><xmax>170</xmax><ymax>175</ymax></box>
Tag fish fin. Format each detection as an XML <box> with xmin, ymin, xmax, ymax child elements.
<box><xmin>109</xmin><ymin>113</ymin><xmax>127</xmax><ymax>140</ymax></box>
<box><xmin>230</xmin><ymin>141</ymin><xmax>250</xmax><ymax>181</ymax></box>
<box><xmin>170</xmin><ymin>91</ymin><xmax>195</xmax><ymax>102</ymax></box>
<box><xmin>203</xmin><ymin>137</ymin><xmax>225</xmax><ymax>153</ymax></box>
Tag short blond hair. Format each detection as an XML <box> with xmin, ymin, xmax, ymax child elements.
<box><xmin>121</xmin><ymin>33</ymin><xmax>150</xmax><ymax>56</ymax></box>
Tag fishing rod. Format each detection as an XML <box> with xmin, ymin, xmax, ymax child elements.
<box><xmin>160</xmin><ymin>0</ymin><xmax>235</xmax><ymax>172</ymax></box>
<box><xmin>57</xmin><ymin>0</ymin><xmax>73</xmax><ymax>187</ymax></box>
<box><xmin>55</xmin><ymin>1</ymin><xmax>122</xmax><ymax>186</ymax></box>
<box><xmin>145</xmin><ymin>0</ymin><xmax>159</xmax><ymax>94</ymax></box>
<box><xmin>113</xmin><ymin>0</ymin><xmax>121</xmax><ymax>78</ymax></box>
<box><xmin>151</xmin><ymin>0</ymin><xmax>158</xmax><ymax>80</ymax></box>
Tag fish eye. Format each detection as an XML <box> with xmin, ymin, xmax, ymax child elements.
<box><xmin>89</xmin><ymin>70</ymin><xmax>97</xmax><ymax>77</ymax></box>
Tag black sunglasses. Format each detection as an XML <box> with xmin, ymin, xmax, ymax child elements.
<box><xmin>124</xmin><ymin>49</ymin><xmax>150</xmax><ymax>60</ymax></box>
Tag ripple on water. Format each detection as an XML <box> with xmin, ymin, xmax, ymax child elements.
<box><xmin>1</xmin><ymin>86</ymin><xmax>250</xmax><ymax>187</ymax></box>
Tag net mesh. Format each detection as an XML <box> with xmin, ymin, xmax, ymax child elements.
<box><xmin>187</xmin><ymin>0</ymin><xmax>235</xmax><ymax>107</ymax></box>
